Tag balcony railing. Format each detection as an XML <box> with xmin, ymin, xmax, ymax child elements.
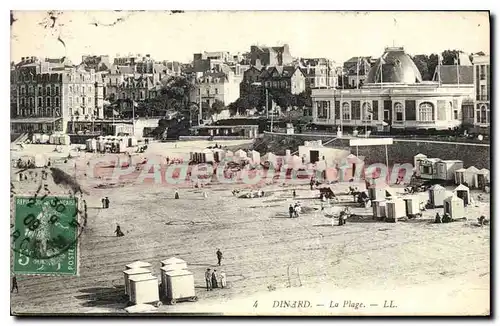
<box><xmin>480</xmin><ymin>74</ymin><xmax>486</xmax><ymax>80</ymax></box>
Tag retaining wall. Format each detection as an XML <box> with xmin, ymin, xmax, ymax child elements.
<box><xmin>263</xmin><ymin>133</ymin><xmax>490</xmax><ymax>169</ymax></box>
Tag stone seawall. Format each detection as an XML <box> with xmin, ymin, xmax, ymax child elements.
<box><xmin>263</xmin><ymin>133</ymin><xmax>491</xmax><ymax>169</ymax></box>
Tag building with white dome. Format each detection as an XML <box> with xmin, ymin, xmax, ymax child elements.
<box><xmin>311</xmin><ymin>47</ymin><xmax>475</xmax><ymax>133</ymax></box>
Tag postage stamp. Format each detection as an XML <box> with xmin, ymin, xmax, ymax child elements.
<box><xmin>11</xmin><ymin>195</ymin><xmax>81</xmax><ymax>276</ymax></box>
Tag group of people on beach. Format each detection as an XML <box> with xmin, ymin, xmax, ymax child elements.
<box><xmin>288</xmin><ymin>202</ymin><xmax>302</xmax><ymax>218</ymax></box>
<box><xmin>101</xmin><ymin>197</ymin><xmax>110</xmax><ymax>209</ymax></box>
<box><xmin>205</xmin><ymin>249</ymin><xmax>227</xmax><ymax>291</ymax></box>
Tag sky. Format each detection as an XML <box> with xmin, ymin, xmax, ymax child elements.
<box><xmin>10</xmin><ymin>11</ymin><xmax>490</xmax><ymax>65</ymax></box>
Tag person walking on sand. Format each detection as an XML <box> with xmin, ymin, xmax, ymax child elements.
<box><xmin>216</xmin><ymin>249</ymin><xmax>223</xmax><ymax>266</ymax></box>
<box><xmin>292</xmin><ymin>189</ymin><xmax>296</xmax><ymax>198</ymax></box>
<box><xmin>212</xmin><ymin>269</ymin><xmax>219</xmax><ymax>288</ymax></box>
<box><xmin>175</xmin><ymin>190</ymin><xmax>180</xmax><ymax>199</ymax></box>
<box><xmin>205</xmin><ymin>268</ymin><xmax>212</xmax><ymax>291</ymax></box>
<box><xmin>289</xmin><ymin>204</ymin><xmax>294</xmax><ymax>218</ymax></box>
<box><xmin>101</xmin><ymin>198</ymin><xmax>106</xmax><ymax>209</ymax></box>
<box><xmin>11</xmin><ymin>276</ymin><xmax>18</xmax><ymax>293</ymax></box>
<box><xmin>220</xmin><ymin>271</ymin><xmax>227</xmax><ymax>288</ymax></box>
<box><xmin>105</xmin><ymin>197</ymin><xmax>110</xmax><ymax>209</ymax></box>
<box><xmin>115</xmin><ymin>224</ymin><xmax>124</xmax><ymax>237</ymax></box>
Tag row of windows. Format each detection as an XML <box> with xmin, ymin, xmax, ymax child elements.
<box><xmin>19</xmin><ymin>108</ymin><xmax>60</xmax><ymax>117</ymax></box>
<box><xmin>68</xmin><ymin>85</ymin><xmax>94</xmax><ymax>94</ymax></box>
<box><xmin>265</xmin><ymin>81</ymin><xmax>290</xmax><ymax>88</ymax></box>
<box><xmin>18</xmin><ymin>84</ymin><xmax>96</xmax><ymax>95</ymax></box>
<box><xmin>70</xmin><ymin>108</ymin><xmax>98</xmax><ymax>116</ymax></box>
<box><xmin>20</xmin><ymin>97</ymin><xmax>60</xmax><ymax>107</ymax></box>
<box><xmin>19</xmin><ymin>85</ymin><xmax>60</xmax><ymax>96</ymax></box>
<box><xmin>316</xmin><ymin>101</ymin><xmax>438</xmax><ymax>122</ymax></box>
<box><xmin>18</xmin><ymin>73</ymin><xmax>94</xmax><ymax>83</ymax></box>
<box><xmin>199</xmin><ymin>88</ymin><xmax>220</xmax><ymax>96</ymax></box>
<box><xmin>69</xmin><ymin>97</ymin><xmax>94</xmax><ymax>106</ymax></box>
<box><xmin>119</xmin><ymin>91</ymin><xmax>155</xmax><ymax>100</ymax></box>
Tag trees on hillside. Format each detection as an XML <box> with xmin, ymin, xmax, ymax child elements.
<box><xmin>412</xmin><ymin>50</ymin><xmax>470</xmax><ymax>81</ymax></box>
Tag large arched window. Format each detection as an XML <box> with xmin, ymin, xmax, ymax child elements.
<box><xmin>394</xmin><ymin>102</ymin><xmax>403</xmax><ymax>121</ymax></box>
<box><xmin>418</xmin><ymin>102</ymin><xmax>434</xmax><ymax>122</ymax></box>
<box><xmin>480</xmin><ymin>104</ymin><xmax>488</xmax><ymax>123</ymax></box>
<box><xmin>342</xmin><ymin>102</ymin><xmax>351</xmax><ymax>120</ymax></box>
<box><xmin>362</xmin><ymin>102</ymin><xmax>372</xmax><ymax>120</ymax></box>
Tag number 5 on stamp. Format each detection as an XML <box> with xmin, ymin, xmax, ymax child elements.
<box><xmin>12</xmin><ymin>196</ymin><xmax>80</xmax><ymax>276</ymax></box>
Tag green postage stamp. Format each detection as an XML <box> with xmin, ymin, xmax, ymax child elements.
<box><xmin>11</xmin><ymin>196</ymin><xmax>81</xmax><ymax>276</ymax></box>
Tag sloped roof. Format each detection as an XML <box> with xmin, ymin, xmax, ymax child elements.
<box><xmin>116</xmin><ymin>65</ymin><xmax>135</xmax><ymax>74</ymax></box>
<box><xmin>125</xmin><ymin>261</ymin><xmax>152</xmax><ymax>269</ymax></box>
<box><xmin>161</xmin><ymin>257</ymin><xmax>186</xmax><ymax>265</ymax></box>
<box><xmin>478</xmin><ymin>168</ymin><xmax>490</xmax><ymax>174</ymax></box>
<box><xmin>454</xmin><ymin>184</ymin><xmax>470</xmax><ymax>191</ymax></box>
<box><xmin>282</xmin><ymin>66</ymin><xmax>297</xmax><ymax>77</ymax></box>
<box><xmin>465</xmin><ymin>166</ymin><xmax>480</xmax><ymax>172</ymax></box>
<box><xmin>414</xmin><ymin>153</ymin><xmax>427</xmax><ymax>158</ymax></box>
<box><xmin>434</xmin><ymin>66</ymin><xmax>473</xmax><ymax>84</ymax></box>
<box><xmin>444</xmin><ymin>194</ymin><xmax>463</xmax><ymax>202</ymax></box>
<box><xmin>429</xmin><ymin>184</ymin><xmax>445</xmax><ymax>191</ymax></box>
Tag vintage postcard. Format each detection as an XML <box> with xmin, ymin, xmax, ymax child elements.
<box><xmin>10</xmin><ymin>10</ymin><xmax>490</xmax><ymax>316</ymax></box>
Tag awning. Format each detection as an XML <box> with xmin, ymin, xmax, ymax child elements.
<box><xmin>11</xmin><ymin>117</ymin><xmax>60</xmax><ymax>124</ymax></box>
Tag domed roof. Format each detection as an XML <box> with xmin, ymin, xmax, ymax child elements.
<box><xmin>366</xmin><ymin>47</ymin><xmax>423</xmax><ymax>84</ymax></box>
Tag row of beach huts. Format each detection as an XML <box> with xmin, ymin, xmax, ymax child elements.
<box><xmin>414</xmin><ymin>153</ymin><xmax>490</xmax><ymax>189</ymax></box>
<box><xmin>85</xmin><ymin>136</ymin><xmax>139</xmax><ymax>153</ymax></box>
<box><xmin>122</xmin><ymin>257</ymin><xmax>197</xmax><ymax>312</ymax></box>
<box><xmin>30</xmin><ymin>133</ymin><xmax>71</xmax><ymax>145</ymax></box>
<box><xmin>368</xmin><ymin>180</ymin><xmax>475</xmax><ymax>222</ymax></box>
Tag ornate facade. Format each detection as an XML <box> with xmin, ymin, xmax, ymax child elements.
<box><xmin>311</xmin><ymin>47</ymin><xmax>475</xmax><ymax>132</ymax></box>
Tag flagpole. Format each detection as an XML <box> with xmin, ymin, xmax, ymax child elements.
<box><xmin>132</xmin><ymin>101</ymin><xmax>136</xmax><ymax>136</ymax></box>
<box><xmin>437</xmin><ymin>53</ymin><xmax>442</xmax><ymax>87</ymax></box>
<box><xmin>380</xmin><ymin>53</ymin><xmax>384</xmax><ymax>89</ymax></box>
<box><xmin>364</xmin><ymin>100</ymin><xmax>367</xmax><ymax>137</ymax></box>
<box><xmin>356</xmin><ymin>57</ymin><xmax>360</xmax><ymax>89</ymax></box>
<box><xmin>340</xmin><ymin>74</ymin><xmax>343</xmax><ymax>133</ymax></box>
<box><xmin>270</xmin><ymin>95</ymin><xmax>274</xmax><ymax>132</ymax></box>
<box><xmin>266</xmin><ymin>87</ymin><xmax>269</xmax><ymax>120</ymax></box>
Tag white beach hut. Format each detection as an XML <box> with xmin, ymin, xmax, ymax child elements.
<box><xmin>464</xmin><ymin>166</ymin><xmax>480</xmax><ymax>188</ymax></box>
<box><xmin>413</xmin><ymin>153</ymin><xmax>427</xmax><ymax>177</ymax></box>
<box><xmin>235</xmin><ymin>149</ymin><xmax>247</xmax><ymax>159</ymax></box>
<box><xmin>454</xmin><ymin>184</ymin><xmax>471</xmax><ymax>206</ymax></box>
<box><xmin>33</xmin><ymin>154</ymin><xmax>47</xmax><ymax>168</ymax></box>
<box><xmin>443</xmin><ymin>195</ymin><xmax>465</xmax><ymax>219</ymax></box>
<box><xmin>477</xmin><ymin>168</ymin><xmax>490</xmax><ymax>189</ymax></box>
<box><xmin>123</xmin><ymin>268</ymin><xmax>152</xmax><ymax>295</ymax></box>
<box><xmin>404</xmin><ymin>196</ymin><xmax>420</xmax><ymax>216</ymax></box>
<box><xmin>164</xmin><ymin>269</ymin><xmax>196</xmax><ymax>305</ymax></box>
<box><xmin>428</xmin><ymin>184</ymin><xmax>446</xmax><ymax>208</ymax></box>
<box><xmin>249</xmin><ymin>150</ymin><xmax>261</xmax><ymax>165</ymax></box>
<box><xmin>372</xmin><ymin>199</ymin><xmax>386</xmax><ymax>220</ymax></box>
<box><xmin>128</xmin><ymin>274</ymin><xmax>160</xmax><ymax>306</ymax></box>
<box><xmin>454</xmin><ymin>168</ymin><xmax>467</xmax><ymax>185</ymax></box>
